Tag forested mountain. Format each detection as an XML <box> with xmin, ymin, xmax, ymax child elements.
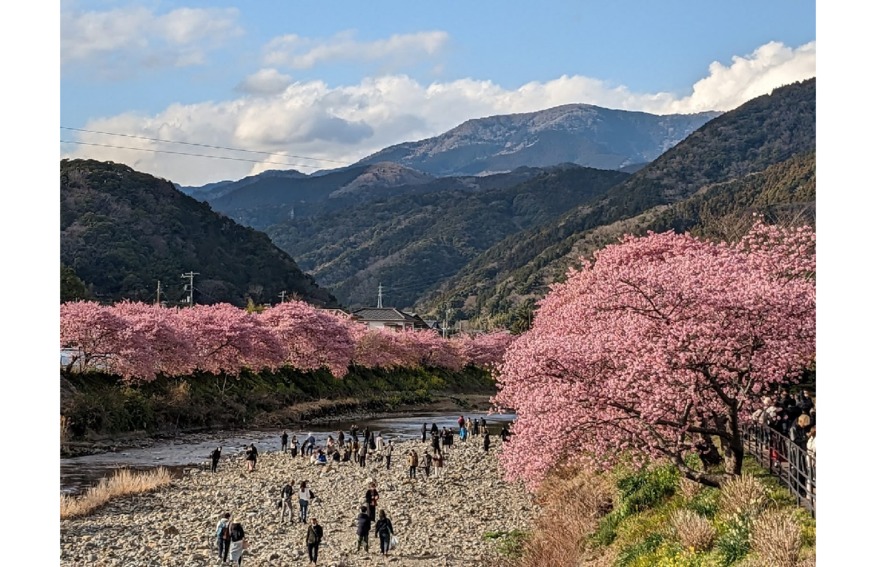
<box><xmin>353</xmin><ymin>104</ymin><xmax>720</xmax><ymax>176</ymax></box>
<box><xmin>415</xmin><ymin>78</ymin><xmax>816</xmax><ymax>326</ymax></box>
<box><xmin>60</xmin><ymin>159</ymin><xmax>337</xmax><ymax>307</ymax></box>
<box><xmin>266</xmin><ymin>164</ymin><xmax>630</xmax><ymax>309</ymax></box>
<box><xmin>203</xmin><ymin>162</ymin><xmax>436</xmax><ymax>230</ymax></box>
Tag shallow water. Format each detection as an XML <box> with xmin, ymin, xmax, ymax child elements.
<box><xmin>60</xmin><ymin>411</ymin><xmax>515</xmax><ymax>495</ymax></box>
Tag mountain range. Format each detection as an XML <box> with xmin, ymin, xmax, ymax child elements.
<box><xmin>61</xmin><ymin>78</ymin><xmax>814</xmax><ymax>325</ymax></box>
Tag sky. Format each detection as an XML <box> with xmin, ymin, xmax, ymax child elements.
<box><xmin>59</xmin><ymin>0</ymin><xmax>816</xmax><ymax>187</ymax></box>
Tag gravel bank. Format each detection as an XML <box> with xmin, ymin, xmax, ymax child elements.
<box><xmin>60</xmin><ymin>436</ymin><xmax>535</xmax><ymax>566</ymax></box>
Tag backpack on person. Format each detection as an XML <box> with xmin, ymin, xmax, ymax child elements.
<box><xmin>230</xmin><ymin>523</ymin><xmax>244</xmax><ymax>542</ymax></box>
<box><xmin>217</xmin><ymin>520</ymin><xmax>230</xmax><ymax>539</ymax></box>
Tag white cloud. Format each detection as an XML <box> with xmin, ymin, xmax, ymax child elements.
<box><xmin>666</xmin><ymin>41</ymin><xmax>817</xmax><ymax>113</ymax></box>
<box><xmin>235</xmin><ymin>68</ymin><xmax>294</xmax><ymax>96</ymax></box>
<box><xmin>61</xmin><ymin>40</ymin><xmax>815</xmax><ymax>186</ymax></box>
<box><xmin>263</xmin><ymin>30</ymin><xmax>449</xmax><ymax>70</ymax></box>
<box><xmin>61</xmin><ymin>4</ymin><xmax>241</xmax><ymax>73</ymax></box>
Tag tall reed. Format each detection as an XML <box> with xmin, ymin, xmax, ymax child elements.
<box><xmin>60</xmin><ymin>467</ymin><xmax>172</xmax><ymax>519</ymax></box>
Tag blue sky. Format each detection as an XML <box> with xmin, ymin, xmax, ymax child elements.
<box><xmin>60</xmin><ymin>0</ymin><xmax>815</xmax><ymax>185</ymax></box>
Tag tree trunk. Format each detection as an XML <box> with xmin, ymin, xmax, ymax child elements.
<box><xmin>695</xmin><ymin>434</ymin><xmax>722</xmax><ymax>468</ymax></box>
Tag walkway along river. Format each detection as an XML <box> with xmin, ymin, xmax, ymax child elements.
<box><xmin>61</xmin><ymin>411</ymin><xmax>516</xmax><ymax>495</ymax></box>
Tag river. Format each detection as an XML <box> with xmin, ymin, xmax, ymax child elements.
<box><xmin>60</xmin><ymin>411</ymin><xmax>515</xmax><ymax>495</ymax></box>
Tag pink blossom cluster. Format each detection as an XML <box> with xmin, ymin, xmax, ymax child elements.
<box><xmin>60</xmin><ymin>300</ymin><xmax>514</xmax><ymax>382</ymax></box>
<box><xmin>493</xmin><ymin>222</ymin><xmax>816</xmax><ymax>490</ymax></box>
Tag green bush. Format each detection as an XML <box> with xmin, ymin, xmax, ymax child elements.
<box><xmin>483</xmin><ymin>529</ymin><xmax>527</xmax><ymax>558</ymax></box>
<box><xmin>616</xmin><ymin>533</ymin><xmax>665</xmax><ymax>566</ymax></box>
<box><xmin>688</xmin><ymin>487</ymin><xmax>720</xmax><ymax>519</ymax></box>
<box><xmin>714</xmin><ymin>513</ymin><xmax>752</xmax><ymax>566</ymax></box>
<box><xmin>61</xmin><ymin>364</ymin><xmax>495</xmax><ymax>441</ymax></box>
<box><xmin>593</xmin><ymin>510</ymin><xmax>625</xmax><ymax>546</ymax></box>
<box><xmin>616</xmin><ymin>464</ymin><xmax>679</xmax><ymax>516</ymax></box>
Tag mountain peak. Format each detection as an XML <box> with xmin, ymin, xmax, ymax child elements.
<box><xmin>355</xmin><ymin>103</ymin><xmax>721</xmax><ymax>176</ymax></box>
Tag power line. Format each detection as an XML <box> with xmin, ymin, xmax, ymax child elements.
<box><xmin>61</xmin><ymin>126</ymin><xmax>347</xmax><ymax>164</ymax></box>
<box><xmin>61</xmin><ymin>140</ymin><xmax>331</xmax><ymax>170</ymax></box>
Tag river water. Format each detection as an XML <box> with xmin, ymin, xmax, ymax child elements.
<box><xmin>60</xmin><ymin>411</ymin><xmax>515</xmax><ymax>495</ymax></box>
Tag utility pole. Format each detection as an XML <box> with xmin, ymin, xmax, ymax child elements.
<box><xmin>278</xmin><ymin>290</ymin><xmax>287</xmax><ymax>303</ymax></box>
<box><xmin>155</xmin><ymin>280</ymin><xmax>163</xmax><ymax>306</ymax></box>
<box><xmin>443</xmin><ymin>304</ymin><xmax>449</xmax><ymax>339</ymax></box>
<box><xmin>377</xmin><ymin>283</ymin><xmax>383</xmax><ymax>308</ymax></box>
<box><xmin>181</xmin><ymin>271</ymin><xmax>199</xmax><ymax>306</ymax></box>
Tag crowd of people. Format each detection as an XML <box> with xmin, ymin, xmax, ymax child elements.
<box><xmin>207</xmin><ymin>416</ymin><xmax>511</xmax><ymax>564</ymax></box>
<box><xmin>751</xmin><ymin>388</ymin><xmax>816</xmax><ymax>501</ymax></box>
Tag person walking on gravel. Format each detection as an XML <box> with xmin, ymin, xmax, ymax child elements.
<box><xmin>305</xmin><ymin>517</ymin><xmax>323</xmax><ymax>565</ymax></box>
<box><xmin>216</xmin><ymin>512</ymin><xmax>231</xmax><ymax>562</ymax></box>
<box><xmin>280</xmin><ymin>480</ymin><xmax>296</xmax><ymax>523</ymax></box>
<box><xmin>299</xmin><ymin>481</ymin><xmax>316</xmax><ymax>523</ymax></box>
<box><xmin>355</xmin><ymin>505</ymin><xmax>372</xmax><ymax>552</ymax></box>
<box><xmin>375</xmin><ymin>509</ymin><xmax>395</xmax><ymax>556</ymax></box>
<box><xmin>210</xmin><ymin>447</ymin><xmax>222</xmax><ymax>473</ymax></box>
<box><xmin>384</xmin><ymin>440</ymin><xmax>394</xmax><ymax>470</ymax></box>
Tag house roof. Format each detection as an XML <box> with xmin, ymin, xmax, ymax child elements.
<box><xmin>352</xmin><ymin>308</ymin><xmax>430</xmax><ymax>328</ymax></box>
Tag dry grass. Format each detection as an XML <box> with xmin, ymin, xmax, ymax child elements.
<box><xmin>516</xmin><ymin>465</ymin><xmax>615</xmax><ymax>567</ymax></box>
<box><xmin>678</xmin><ymin>477</ymin><xmax>702</xmax><ymax>501</ymax></box>
<box><xmin>60</xmin><ymin>467</ymin><xmax>172</xmax><ymax>520</ymax></box>
<box><xmin>718</xmin><ymin>474</ymin><xmax>768</xmax><ymax>518</ymax></box>
<box><xmin>671</xmin><ymin>509</ymin><xmax>716</xmax><ymax>551</ymax></box>
<box><xmin>749</xmin><ymin>509</ymin><xmax>802</xmax><ymax>567</ymax></box>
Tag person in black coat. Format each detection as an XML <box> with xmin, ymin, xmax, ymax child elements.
<box><xmin>421</xmin><ymin>423</ymin><xmax>427</xmax><ymax>443</ymax></box>
<box><xmin>483</xmin><ymin>430</ymin><xmax>491</xmax><ymax>452</ymax></box>
<box><xmin>281</xmin><ymin>431</ymin><xmax>289</xmax><ymax>453</ymax></box>
<box><xmin>788</xmin><ymin>414</ymin><xmax>812</xmax><ymax>498</ymax></box>
<box><xmin>210</xmin><ymin>447</ymin><xmax>222</xmax><ymax>473</ymax></box>
<box><xmin>305</xmin><ymin>518</ymin><xmax>323</xmax><ymax>565</ymax></box>
<box><xmin>355</xmin><ymin>506</ymin><xmax>371</xmax><ymax>552</ymax></box>
<box><xmin>245</xmin><ymin>444</ymin><xmax>258</xmax><ymax>472</ymax></box>
<box><xmin>375</xmin><ymin>509</ymin><xmax>394</xmax><ymax>555</ymax></box>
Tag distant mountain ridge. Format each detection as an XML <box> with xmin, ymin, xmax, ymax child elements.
<box><xmin>183</xmin><ymin>104</ymin><xmax>720</xmax><ymax>239</ymax></box>
<box><xmin>353</xmin><ymin>104</ymin><xmax>721</xmax><ymax>176</ymax></box>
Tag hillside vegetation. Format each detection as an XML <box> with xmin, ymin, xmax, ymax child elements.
<box><xmin>506</xmin><ymin>459</ymin><xmax>815</xmax><ymax>567</ymax></box>
<box><xmin>267</xmin><ymin>165</ymin><xmax>629</xmax><ymax>309</ymax></box>
<box><xmin>60</xmin><ymin>159</ymin><xmax>336</xmax><ymax>307</ymax></box>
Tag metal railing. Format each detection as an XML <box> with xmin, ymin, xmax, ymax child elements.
<box><xmin>741</xmin><ymin>424</ymin><xmax>815</xmax><ymax>517</ymax></box>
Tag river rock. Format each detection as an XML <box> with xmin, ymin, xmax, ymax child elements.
<box><xmin>61</xmin><ymin>437</ymin><xmax>535</xmax><ymax>566</ymax></box>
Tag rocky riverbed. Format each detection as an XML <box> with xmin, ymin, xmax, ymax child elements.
<box><xmin>60</xmin><ymin>436</ymin><xmax>535</xmax><ymax>566</ymax></box>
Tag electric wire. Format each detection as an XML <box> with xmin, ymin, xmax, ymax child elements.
<box><xmin>61</xmin><ymin>140</ymin><xmax>327</xmax><ymax>170</ymax></box>
<box><xmin>61</xmin><ymin>126</ymin><xmax>347</xmax><ymax>164</ymax></box>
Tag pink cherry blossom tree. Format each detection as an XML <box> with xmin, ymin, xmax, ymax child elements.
<box><xmin>108</xmin><ymin>301</ymin><xmax>192</xmax><ymax>381</ymax></box>
<box><xmin>259</xmin><ymin>302</ymin><xmax>355</xmax><ymax>378</ymax></box>
<box><xmin>494</xmin><ymin>223</ymin><xmax>815</xmax><ymax>489</ymax></box>
<box><xmin>394</xmin><ymin>329</ymin><xmax>464</xmax><ymax>370</ymax></box>
<box><xmin>351</xmin><ymin>326</ymin><xmax>421</xmax><ymax>370</ymax></box>
<box><xmin>174</xmin><ymin>303</ymin><xmax>283</xmax><ymax>379</ymax></box>
<box><xmin>60</xmin><ymin>301</ymin><xmax>127</xmax><ymax>374</ymax></box>
<box><xmin>454</xmin><ymin>331</ymin><xmax>516</xmax><ymax>370</ymax></box>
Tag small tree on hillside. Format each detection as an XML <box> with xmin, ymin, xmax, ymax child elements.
<box><xmin>494</xmin><ymin>222</ymin><xmax>815</xmax><ymax>489</ymax></box>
